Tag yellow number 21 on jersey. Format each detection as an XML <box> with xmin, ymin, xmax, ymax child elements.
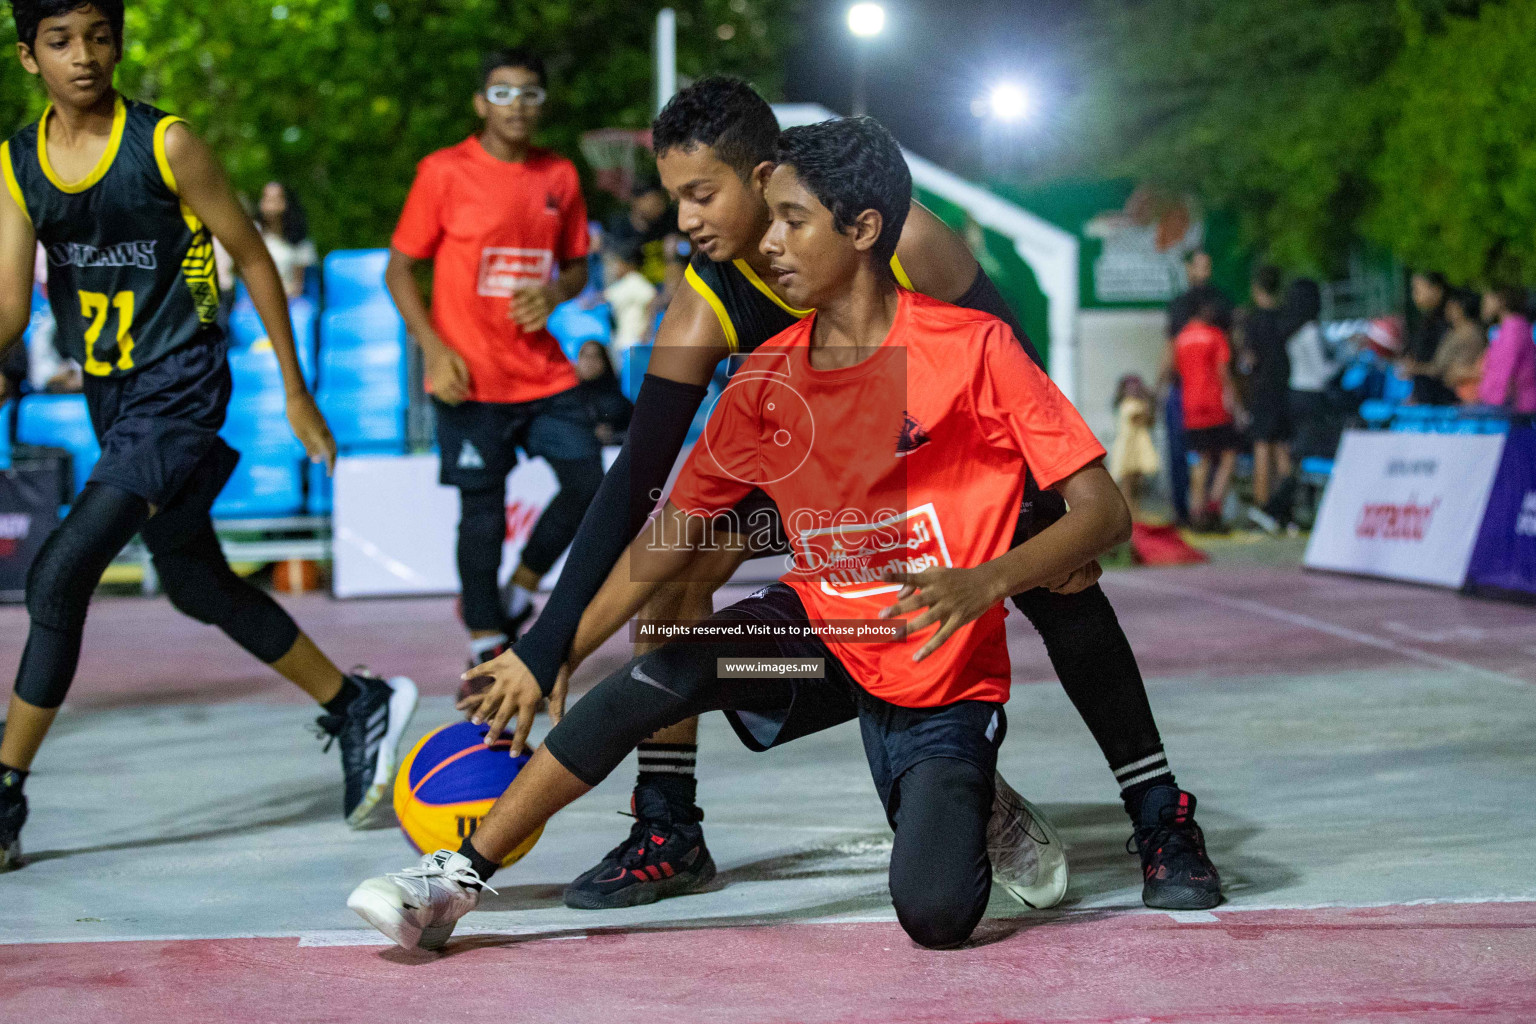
<box><xmin>79</xmin><ymin>290</ymin><xmax>136</xmax><ymax>376</ymax></box>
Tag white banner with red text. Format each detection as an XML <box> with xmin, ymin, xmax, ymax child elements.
<box><xmin>1304</xmin><ymin>430</ymin><xmax>1506</xmax><ymax>588</ymax></box>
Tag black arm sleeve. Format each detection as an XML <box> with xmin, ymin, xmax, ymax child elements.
<box><xmin>513</xmin><ymin>372</ymin><xmax>710</xmax><ymax>693</ymax></box>
<box><xmin>952</xmin><ymin>267</ymin><xmax>1045</xmax><ymax>371</ymax></box>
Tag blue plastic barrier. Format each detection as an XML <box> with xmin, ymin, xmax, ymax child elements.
<box><xmin>212</xmin><ymin>447</ymin><xmax>304</xmax><ymax>517</ymax></box>
<box><xmin>547</xmin><ymin>301</ymin><xmax>611</xmax><ymax>361</ymax></box>
<box><xmin>620</xmin><ymin>345</ymin><xmax>652</xmax><ymax>401</ymax></box>
<box><xmin>15</xmin><ymin>394</ymin><xmax>99</xmax><ymax>495</ymax></box>
<box><xmin>322</xmin><ymin>249</ymin><xmax>392</xmax><ymax>310</ymax></box>
<box><xmin>306</xmin><ymin>459</ymin><xmax>332</xmax><ymax>514</ymax></box>
<box><xmin>318</xmin><ymin>390</ymin><xmax>406</xmax><ymax>451</ymax></box>
<box><xmin>318</xmin><ymin>309</ymin><xmax>407</xmax><ymax>392</ymax></box>
<box><xmin>0</xmin><ymin>400</ymin><xmax>11</xmax><ymax>470</ymax></box>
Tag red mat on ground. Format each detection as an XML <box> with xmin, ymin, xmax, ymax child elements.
<box><xmin>1130</xmin><ymin>522</ymin><xmax>1209</xmax><ymax>565</ymax></box>
<box><xmin>3</xmin><ymin>903</ymin><xmax>1533</xmax><ymax>1024</ymax></box>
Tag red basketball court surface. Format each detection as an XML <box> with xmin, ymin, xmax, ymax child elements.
<box><xmin>2</xmin><ymin>542</ymin><xmax>1534</xmax><ymax>1022</ymax></box>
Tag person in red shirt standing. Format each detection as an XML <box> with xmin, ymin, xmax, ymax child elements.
<box><xmin>345</xmin><ymin>117</ymin><xmax>1184</xmax><ymax>954</ymax></box>
<box><xmin>1173</xmin><ymin>296</ymin><xmax>1242</xmax><ymax>531</ymax></box>
<box><xmin>385</xmin><ymin>50</ymin><xmax>602</xmax><ymax>667</ymax></box>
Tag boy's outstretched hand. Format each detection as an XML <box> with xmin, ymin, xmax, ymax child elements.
<box><xmin>286</xmin><ymin>392</ymin><xmax>337</xmax><ymax>473</ymax></box>
<box><xmin>458</xmin><ymin>650</ymin><xmax>570</xmax><ymax>756</ymax></box>
<box><xmin>879</xmin><ymin>564</ymin><xmax>1006</xmax><ymax>662</ymax></box>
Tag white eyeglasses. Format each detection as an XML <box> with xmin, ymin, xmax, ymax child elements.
<box><xmin>485</xmin><ymin>84</ymin><xmax>546</xmax><ymax>107</ymax></box>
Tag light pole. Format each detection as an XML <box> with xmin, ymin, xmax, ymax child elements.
<box><xmin>847</xmin><ymin>3</ymin><xmax>885</xmax><ymax>117</ymax></box>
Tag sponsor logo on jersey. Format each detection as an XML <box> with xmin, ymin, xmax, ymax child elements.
<box><xmin>47</xmin><ymin>240</ymin><xmax>158</xmax><ymax>270</ymax></box>
<box><xmin>544</xmin><ymin>193</ymin><xmax>561</xmax><ymax>216</ymax></box>
<box><xmin>791</xmin><ymin>503</ymin><xmax>954</xmax><ymax>599</ymax></box>
<box><xmin>457</xmin><ymin>440</ymin><xmax>486</xmax><ymax>470</ymax></box>
<box><xmin>895</xmin><ymin>412</ymin><xmax>930</xmax><ymax>457</ymax></box>
<box><xmin>477</xmin><ymin>247</ymin><xmax>553</xmax><ymax>297</ymax></box>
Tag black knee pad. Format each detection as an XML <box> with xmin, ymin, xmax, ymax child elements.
<box><xmin>25</xmin><ymin>531</ymin><xmax>102</xmax><ymax>634</ymax></box>
<box><xmin>24</xmin><ymin>486</ymin><xmax>147</xmax><ymax>633</ymax></box>
<box><xmin>150</xmin><ymin>526</ymin><xmax>299</xmax><ymax>664</ymax></box>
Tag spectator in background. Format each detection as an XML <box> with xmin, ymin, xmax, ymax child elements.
<box><xmin>1434</xmin><ymin>288</ymin><xmax>1487</xmax><ymax>405</ymax></box>
<box><xmin>1478</xmin><ymin>286</ymin><xmax>1536</xmax><ymax>413</ymax></box>
<box><xmin>1173</xmin><ymin>294</ymin><xmax>1241</xmax><ymax>531</ymax></box>
<box><xmin>1251</xmin><ymin>278</ymin><xmax>1343</xmax><ymax>535</ymax></box>
<box><xmin>1108</xmin><ymin>374</ymin><xmax>1159</xmax><ymax>520</ymax></box>
<box><xmin>1283</xmin><ymin>278</ymin><xmax>1341</xmax><ymax>457</ymax></box>
<box><xmin>605</xmin><ymin>179</ymin><xmax>673</xmax><ymax>287</ymax></box>
<box><xmin>1404</xmin><ymin>271</ymin><xmax>1449</xmax><ymax>402</ymax></box>
<box><xmin>574</xmin><ymin>340</ymin><xmax>633</xmax><ymax>445</ymax></box>
<box><xmin>1238</xmin><ymin>265</ymin><xmax>1291</xmax><ymax>510</ymax></box>
<box><xmin>1163</xmin><ymin>248</ymin><xmax>1231</xmax><ymax>526</ymax></box>
<box><xmin>601</xmin><ymin>238</ymin><xmax>658</xmax><ymax>358</ymax></box>
<box><xmin>257</xmin><ymin>181</ymin><xmax>318</xmax><ymax>300</ymax></box>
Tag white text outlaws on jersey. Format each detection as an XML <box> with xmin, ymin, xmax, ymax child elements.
<box><xmin>46</xmin><ymin>240</ymin><xmax>158</xmax><ymax>270</ymax></box>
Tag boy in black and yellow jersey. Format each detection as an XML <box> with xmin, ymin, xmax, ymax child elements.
<box><xmin>469</xmin><ymin>77</ymin><xmax>1221</xmax><ymax>914</ymax></box>
<box><xmin>0</xmin><ymin>0</ymin><xmax>417</xmax><ymax>871</ymax></box>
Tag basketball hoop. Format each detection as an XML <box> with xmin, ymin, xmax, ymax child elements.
<box><xmin>580</xmin><ymin>128</ymin><xmax>653</xmax><ymax>200</ymax></box>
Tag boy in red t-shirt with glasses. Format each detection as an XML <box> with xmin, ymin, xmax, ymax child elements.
<box><xmin>385</xmin><ymin>50</ymin><xmax>603</xmax><ymax>667</ymax></box>
<box><xmin>347</xmin><ymin>117</ymin><xmax>1197</xmax><ymax>953</ymax></box>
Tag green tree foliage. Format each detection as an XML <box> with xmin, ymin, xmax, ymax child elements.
<box><xmin>1</xmin><ymin>0</ymin><xmax>796</xmax><ymax>249</ymax></box>
<box><xmin>1077</xmin><ymin>0</ymin><xmax>1514</xmax><ymax>278</ymax></box>
<box><xmin>1368</xmin><ymin>0</ymin><xmax>1536</xmax><ymax>284</ymax></box>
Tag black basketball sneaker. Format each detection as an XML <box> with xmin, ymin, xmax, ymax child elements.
<box><xmin>0</xmin><ymin>766</ymin><xmax>26</xmax><ymax>873</ymax></box>
<box><xmin>563</xmin><ymin>783</ymin><xmax>716</xmax><ymax>909</ymax></box>
<box><xmin>1130</xmin><ymin>786</ymin><xmax>1222</xmax><ymax>910</ymax></box>
<box><xmin>315</xmin><ymin>671</ymin><xmax>419</xmax><ymax>828</ymax></box>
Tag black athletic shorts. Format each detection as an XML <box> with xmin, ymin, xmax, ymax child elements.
<box><xmin>433</xmin><ymin>387</ymin><xmax>600</xmax><ymax>490</ymax></box>
<box><xmin>718</xmin><ymin>583</ymin><xmax>1005</xmax><ymax>819</ymax></box>
<box><xmin>83</xmin><ymin>331</ymin><xmax>238</xmax><ymax>518</ymax></box>
<box><xmin>1184</xmin><ymin>423</ymin><xmax>1242</xmax><ymax>455</ymax></box>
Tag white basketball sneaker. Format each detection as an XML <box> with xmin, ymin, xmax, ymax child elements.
<box><xmin>347</xmin><ymin>850</ymin><xmax>493</xmax><ymax>950</ymax></box>
<box><xmin>988</xmin><ymin>772</ymin><xmax>1069</xmax><ymax>909</ymax></box>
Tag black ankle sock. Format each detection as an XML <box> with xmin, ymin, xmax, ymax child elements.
<box><xmin>637</xmin><ymin>742</ymin><xmax>698</xmax><ymax>808</ymax></box>
<box><xmin>0</xmin><ymin>763</ymin><xmax>27</xmax><ymax>798</ymax></box>
<box><xmin>321</xmin><ymin>677</ymin><xmax>362</xmax><ymax>716</ymax></box>
<box><xmin>457</xmin><ymin>836</ymin><xmax>500</xmax><ymax>886</ymax></box>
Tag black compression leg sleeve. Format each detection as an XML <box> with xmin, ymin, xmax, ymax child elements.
<box><xmin>519</xmin><ymin>455</ymin><xmax>603</xmax><ymax>576</ymax></box>
<box><xmin>886</xmin><ymin>757</ymin><xmax>993</xmax><ymax>949</ymax></box>
<box><xmin>456</xmin><ymin>485</ymin><xmax>507</xmax><ymax>633</ymax></box>
<box><xmin>15</xmin><ymin>483</ymin><xmax>149</xmax><ymax>709</ymax></box>
<box><xmin>543</xmin><ymin>637</ymin><xmax>796</xmax><ymax>787</ymax></box>
<box><xmin>952</xmin><ymin>268</ymin><xmax>1045</xmax><ymax>370</ymax></box>
<box><xmin>148</xmin><ymin>518</ymin><xmax>300</xmax><ymax>664</ymax></box>
<box><xmin>1010</xmin><ymin>584</ymin><xmax>1169</xmax><ymax>777</ymax></box>
<box><xmin>512</xmin><ymin>374</ymin><xmax>709</xmax><ymax>692</ymax></box>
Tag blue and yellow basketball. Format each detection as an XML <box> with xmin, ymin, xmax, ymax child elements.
<box><xmin>393</xmin><ymin>721</ymin><xmax>544</xmax><ymax>866</ymax></box>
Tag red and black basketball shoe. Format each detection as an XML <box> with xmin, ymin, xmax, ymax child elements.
<box><xmin>563</xmin><ymin>783</ymin><xmax>715</xmax><ymax>909</ymax></box>
<box><xmin>1129</xmin><ymin>786</ymin><xmax>1222</xmax><ymax>910</ymax></box>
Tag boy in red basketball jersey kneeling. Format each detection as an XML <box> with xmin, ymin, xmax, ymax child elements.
<box><xmin>347</xmin><ymin>116</ymin><xmax>1137</xmax><ymax>951</ymax></box>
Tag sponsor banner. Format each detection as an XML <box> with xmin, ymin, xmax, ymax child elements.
<box><xmin>332</xmin><ymin>448</ymin><xmax>623</xmax><ymax>599</ymax></box>
<box><xmin>0</xmin><ymin>459</ymin><xmax>63</xmax><ymax>602</ymax></box>
<box><xmin>1304</xmin><ymin>430</ymin><xmax>1505</xmax><ymax>588</ymax></box>
<box><xmin>1465</xmin><ymin>428</ymin><xmax>1536</xmax><ymax>597</ymax></box>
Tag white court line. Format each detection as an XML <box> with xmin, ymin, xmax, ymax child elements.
<box><xmin>1112</xmin><ymin>575</ymin><xmax>1531</xmax><ymax>688</ymax></box>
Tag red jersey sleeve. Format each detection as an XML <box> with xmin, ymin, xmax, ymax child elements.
<box><xmin>391</xmin><ymin>156</ymin><xmax>447</xmax><ymax>260</ymax></box>
<box><xmin>667</xmin><ymin>380</ymin><xmax>758</xmax><ymax>516</ymax></box>
<box><xmin>556</xmin><ymin>163</ymin><xmax>591</xmax><ymax>263</ymax></box>
<box><xmin>973</xmin><ymin>321</ymin><xmax>1106</xmax><ymax>489</ymax></box>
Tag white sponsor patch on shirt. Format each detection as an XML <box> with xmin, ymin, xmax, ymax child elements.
<box><xmin>477</xmin><ymin>247</ymin><xmax>553</xmax><ymax>298</ymax></box>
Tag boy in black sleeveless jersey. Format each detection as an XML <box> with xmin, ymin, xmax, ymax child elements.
<box><xmin>469</xmin><ymin>78</ymin><xmax>1221</xmax><ymax>913</ymax></box>
<box><xmin>0</xmin><ymin>0</ymin><xmax>418</xmax><ymax>871</ymax></box>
